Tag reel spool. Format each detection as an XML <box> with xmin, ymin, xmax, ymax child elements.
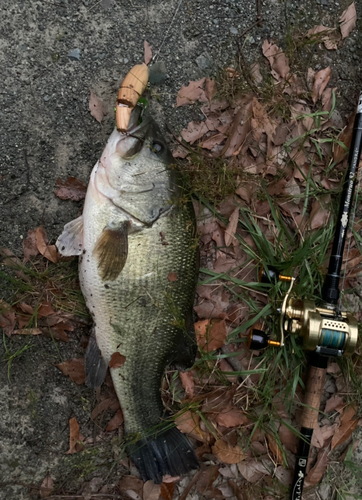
<box><xmin>247</xmin><ymin>266</ymin><xmax>358</xmax><ymax>357</ymax></box>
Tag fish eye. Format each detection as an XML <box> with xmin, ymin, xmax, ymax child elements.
<box><xmin>152</xmin><ymin>141</ymin><xmax>164</xmax><ymax>154</ymax></box>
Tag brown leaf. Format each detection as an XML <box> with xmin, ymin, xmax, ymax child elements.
<box><xmin>89</xmin><ymin>90</ymin><xmax>104</xmax><ymax>123</ymax></box>
<box><xmin>200</xmin><ymin>133</ymin><xmax>227</xmax><ymax>151</ymax></box>
<box><xmin>252</xmin><ymin>97</ymin><xmax>277</xmax><ymax>140</ymax></box>
<box><xmin>35</xmin><ymin>227</ymin><xmax>58</xmax><ymax>263</ymax></box>
<box><xmin>195</xmin><ymin>319</ymin><xmax>227</xmax><ymax>352</ymax></box>
<box><xmin>278</xmin><ymin>424</ymin><xmax>298</xmax><ymax>454</ymax></box>
<box><xmin>143</xmin><ymin>480</ymin><xmax>161</xmax><ymax>500</ymax></box>
<box><xmin>250</xmin><ymin>62</ymin><xmax>263</xmax><ymax>84</ymax></box>
<box><xmin>175</xmin><ymin>410</ymin><xmax>209</xmax><ymax>442</ymax></box>
<box><xmin>109</xmin><ymin>352</ymin><xmax>126</xmax><ymax>368</ymax></box>
<box><xmin>339</xmin><ymin>2</ymin><xmax>357</xmax><ymax>39</ymax></box>
<box><xmin>106</xmin><ymin>409</ymin><xmax>124</xmax><ymax>431</ymax></box>
<box><xmin>312</xmin><ymin>67</ymin><xmax>332</xmax><ymax>104</ymax></box>
<box><xmin>212</xmin><ymin>438</ymin><xmax>245</xmax><ymax>464</ymax></box>
<box><xmin>238</xmin><ymin>459</ymin><xmax>271</xmax><ymax>483</ymax></box>
<box><xmin>23</xmin><ymin>229</ymin><xmax>39</xmax><ymax>262</ymax></box>
<box><xmin>167</xmin><ymin>272</ymin><xmax>177</xmax><ymax>282</ymax></box>
<box><xmin>325</xmin><ymin>394</ymin><xmax>345</xmax><ymax>413</ymax></box>
<box><xmin>331</xmin><ymin>405</ymin><xmax>358</xmax><ymax>450</ymax></box>
<box><xmin>266</xmin><ymin>434</ymin><xmax>283</xmax><ymax>464</ymax></box>
<box><xmin>54</xmin><ymin>176</ymin><xmax>87</xmax><ymax>201</ymax></box>
<box><xmin>309</xmin><ymin>199</ymin><xmax>330</xmax><ymax>229</ymax></box>
<box><xmin>221</xmin><ymin>99</ymin><xmax>253</xmax><ymax>158</ymax></box>
<box><xmin>160</xmin><ymin>482</ymin><xmax>175</xmax><ymax>500</ymax></box>
<box><xmin>176</xmin><ymin>78</ymin><xmax>207</xmax><ymax>107</ymax></box>
<box><xmin>262</xmin><ymin>40</ymin><xmax>290</xmax><ymax>80</ymax></box>
<box><xmin>91</xmin><ymin>398</ymin><xmax>114</xmax><ymax>420</ymax></box>
<box><xmin>144</xmin><ymin>40</ymin><xmax>152</xmax><ymax>65</ymax></box>
<box><xmin>0</xmin><ymin>302</ymin><xmax>16</xmax><ymax>336</ymax></box>
<box><xmin>216</xmin><ymin>408</ymin><xmax>249</xmax><ymax>428</ymax></box>
<box><xmin>205</xmin><ymin>77</ymin><xmax>216</xmax><ymax>101</ymax></box>
<box><xmin>38</xmin><ymin>301</ymin><xmax>56</xmax><ymax>318</ymax></box>
<box><xmin>66</xmin><ymin>417</ymin><xmax>83</xmax><ymax>454</ymax></box>
<box><xmin>180</xmin><ymin>121</ymin><xmax>209</xmax><ymax>144</ymax></box>
<box><xmin>40</xmin><ymin>473</ymin><xmax>54</xmax><ymax>499</ymax></box>
<box><xmin>179</xmin><ymin>371</ymin><xmax>195</xmax><ymax>398</ymax></box>
<box><xmin>307</xmin><ymin>25</ymin><xmax>340</xmax><ymax>50</ymax></box>
<box><xmin>304</xmin><ymin>448</ymin><xmax>328</xmax><ymax>487</ymax></box>
<box><xmin>224</xmin><ymin>207</ymin><xmax>239</xmax><ymax>247</ymax></box>
<box><xmin>118</xmin><ymin>476</ymin><xmax>144</xmax><ymax>499</ymax></box>
<box><xmin>195</xmin><ymin>466</ymin><xmax>220</xmax><ymax>496</ymax></box>
<box><xmin>56</xmin><ymin>358</ymin><xmax>86</xmax><ymax>385</ymax></box>
<box><xmin>13</xmin><ymin>328</ymin><xmax>42</xmax><ymax>336</ymax></box>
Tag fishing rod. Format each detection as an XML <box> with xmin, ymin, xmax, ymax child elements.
<box><xmin>247</xmin><ymin>90</ymin><xmax>362</xmax><ymax>500</ymax></box>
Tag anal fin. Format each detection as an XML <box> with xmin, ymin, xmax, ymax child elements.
<box><xmin>56</xmin><ymin>215</ymin><xmax>84</xmax><ymax>256</ymax></box>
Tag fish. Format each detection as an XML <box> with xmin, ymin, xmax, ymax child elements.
<box><xmin>56</xmin><ymin>106</ymin><xmax>199</xmax><ymax>483</ymax></box>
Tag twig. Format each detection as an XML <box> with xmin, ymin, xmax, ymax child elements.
<box><xmin>256</xmin><ymin>0</ymin><xmax>262</xmax><ymax>27</ymax></box>
<box><xmin>179</xmin><ymin>469</ymin><xmax>203</xmax><ymax>500</ymax></box>
<box><xmin>238</xmin><ymin>19</ymin><xmax>261</xmax><ymax>39</ymax></box>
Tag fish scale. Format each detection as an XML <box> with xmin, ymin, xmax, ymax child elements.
<box><xmin>81</xmin><ymin>206</ymin><xmax>197</xmax><ymax>434</ymax></box>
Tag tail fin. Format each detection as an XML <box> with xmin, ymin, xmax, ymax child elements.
<box><xmin>127</xmin><ymin>427</ymin><xmax>199</xmax><ymax>484</ymax></box>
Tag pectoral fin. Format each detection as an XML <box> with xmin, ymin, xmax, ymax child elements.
<box><xmin>93</xmin><ymin>222</ymin><xmax>129</xmax><ymax>281</ymax></box>
<box><xmin>56</xmin><ymin>215</ymin><xmax>84</xmax><ymax>256</ymax></box>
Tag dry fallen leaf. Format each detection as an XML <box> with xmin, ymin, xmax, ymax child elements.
<box><xmin>339</xmin><ymin>2</ymin><xmax>357</xmax><ymax>39</ymax></box>
<box><xmin>262</xmin><ymin>40</ymin><xmax>290</xmax><ymax>80</ymax></box>
<box><xmin>40</xmin><ymin>473</ymin><xmax>54</xmax><ymax>499</ymax></box>
<box><xmin>35</xmin><ymin>227</ymin><xmax>58</xmax><ymax>263</ymax></box>
<box><xmin>312</xmin><ymin>67</ymin><xmax>332</xmax><ymax>104</ymax></box>
<box><xmin>205</xmin><ymin>77</ymin><xmax>216</xmax><ymax>101</ymax></box>
<box><xmin>331</xmin><ymin>405</ymin><xmax>358</xmax><ymax>450</ymax></box>
<box><xmin>66</xmin><ymin>417</ymin><xmax>83</xmax><ymax>454</ymax></box>
<box><xmin>195</xmin><ymin>318</ymin><xmax>227</xmax><ymax>352</ymax></box>
<box><xmin>0</xmin><ymin>303</ymin><xmax>17</xmax><ymax>336</ymax></box>
<box><xmin>307</xmin><ymin>25</ymin><xmax>340</xmax><ymax>50</ymax></box>
<box><xmin>224</xmin><ymin>207</ymin><xmax>239</xmax><ymax>247</ymax></box>
<box><xmin>106</xmin><ymin>409</ymin><xmax>124</xmax><ymax>431</ymax></box>
<box><xmin>160</xmin><ymin>482</ymin><xmax>175</xmax><ymax>500</ymax></box>
<box><xmin>212</xmin><ymin>439</ymin><xmax>245</xmax><ymax>464</ymax></box>
<box><xmin>144</xmin><ymin>40</ymin><xmax>152</xmax><ymax>65</ymax></box>
<box><xmin>237</xmin><ymin>459</ymin><xmax>271</xmax><ymax>483</ymax></box>
<box><xmin>215</xmin><ymin>408</ymin><xmax>249</xmax><ymax>428</ymax></box>
<box><xmin>175</xmin><ymin>410</ymin><xmax>209</xmax><ymax>442</ymax></box>
<box><xmin>176</xmin><ymin>78</ymin><xmax>207</xmax><ymax>107</ymax></box>
<box><xmin>180</xmin><ymin>121</ymin><xmax>209</xmax><ymax>144</ymax></box>
<box><xmin>266</xmin><ymin>434</ymin><xmax>283</xmax><ymax>465</ymax></box>
<box><xmin>109</xmin><ymin>352</ymin><xmax>127</xmax><ymax>368</ymax></box>
<box><xmin>22</xmin><ymin>228</ymin><xmax>39</xmax><ymax>262</ymax></box>
<box><xmin>89</xmin><ymin>90</ymin><xmax>104</xmax><ymax>123</ymax></box>
<box><xmin>143</xmin><ymin>480</ymin><xmax>161</xmax><ymax>500</ymax></box>
<box><xmin>54</xmin><ymin>176</ymin><xmax>87</xmax><ymax>201</ymax></box>
<box><xmin>56</xmin><ymin>358</ymin><xmax>86</xmax><ymax>385</ymax></box>
<box><xmin>179</xmin><ymin>370</ymin><xmax>195</xmax><ymax>398</ymax></box>
<box><xmin>118</xmin><ymin>476</ymin><xmax>144</xmax><ymax>500</ymax></box>
<box><xmin>304</xmin><ymin>447</ymin><xmax>329</xmax><ymax>487</ymax></box>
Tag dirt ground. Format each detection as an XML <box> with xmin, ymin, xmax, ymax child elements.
<box><xmin>1</xmin><ymin>1</ymin><xmax>362</xmax><ymax>499</ymax></box>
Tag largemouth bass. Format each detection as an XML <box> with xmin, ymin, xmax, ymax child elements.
<box><xmin>56</xmin><ymin>107</ymin><xmax>199</xmax><ymax>483</ymax></box>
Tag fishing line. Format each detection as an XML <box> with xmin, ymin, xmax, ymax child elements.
<box><xmin>151</xmin><ymin>0</ymin><xmax>184</xmax><ymax>63</ymax></box>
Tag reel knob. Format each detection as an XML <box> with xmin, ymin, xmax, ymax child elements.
<box><xmin>259</xmin><ymin>265</ymin><xmax>292</xmax><ymax>285</ymax></box>
<box><xmin>247</xmin><ymin>328</ymin><xmax>281</xmax><ymax>350</ymax></box>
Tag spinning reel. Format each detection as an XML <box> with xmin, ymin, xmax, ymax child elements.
<box><xmin>247</xmin><ymin>265</ymin><xmax>358</xmax><ymax>358</ymax></box>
